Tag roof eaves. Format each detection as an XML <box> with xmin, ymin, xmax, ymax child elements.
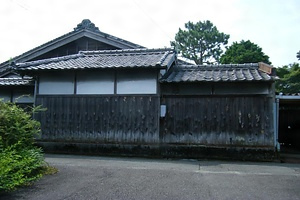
<box><xmin>0</xmin><ymin>77</ymin><xmax>34</xmax><ymax>86</ymax></box>
<box><xmin>15</xmin><ymin>48</ymin><xmax>175</xmax><ymax>71</ymax></box>
<box><xmin>16</xmin><ymin>53</ymin><xmax>83</xmax><ymax>71</ymax></box>
<box><xmin>161</xmin><ymin>63</ymin><xmax>276</xmax><ymax>83</ymax></box>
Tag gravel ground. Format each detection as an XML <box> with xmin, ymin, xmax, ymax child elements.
<box><xmin>1</xmin><ymin>154</ymin><xmax>300</xmax><ymax>200</ymax></box>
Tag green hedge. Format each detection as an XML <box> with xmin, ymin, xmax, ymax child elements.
<box><xmin>0</xmin><ymin>100</ymin><xmax>46</xmax><ymax>191</ymax></box>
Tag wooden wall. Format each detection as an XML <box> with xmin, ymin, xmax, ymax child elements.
<box><xmin>35</xmin><ymin>95</ymin><xmax>160</xmax><ymax>144</ymax></box>
<box><xmin>35</xmin><ymin>94</ymin><xmax>274</xmax><ymax>148</ymax></box>
<box><xmin>160</xmin><ymin>95</ymin><xmax>274</xmax><ymax>147</ymax></box>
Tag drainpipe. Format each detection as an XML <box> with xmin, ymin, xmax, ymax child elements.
<box><xmin>33</xmin><ymin>78</ymin><xmax>38</xmax><ymax>106</ymax></box>
<box><xmin>274</xmin><ymin>96</ymin><xmax>280</xmax><ymax>152</ymax></box>
<box><xmin>32</xmin><ymin>77</ymin><xmax>39</xmax><ymax>121</ymax></box>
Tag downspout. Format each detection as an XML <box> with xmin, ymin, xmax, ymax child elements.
<box><xmin>33</xmin><ymin>77</ymin><xmax>39</xmax><ymax>141</ymax></box>
<box><xmin>32</xmin><ymin>77</ymin><xmax>38</xmax><ymax>121</ymax></box>
<box><xmin>33</xmin><ymin>77</ymin><xmax>38</xmax><ymax>107</ymax></box>
<box><xmin>274</xmin><ymin>97</ymin><xmax>280</xmax><ymax>152</ymax></box>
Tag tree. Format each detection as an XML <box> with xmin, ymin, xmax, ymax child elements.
<box><xmin>275</xmin><ymin>63</ymin><xmax>300</xmax><ymax>93</ymax></box>
<box><xmin>220</xmin><ymin>40</ymin><xmax>271</xmax><ymax>64</ymax></box>
<box><xmin>171</xmin><ymin>20</ymin><xmax>230</xmax><ymax>65</ymax></box>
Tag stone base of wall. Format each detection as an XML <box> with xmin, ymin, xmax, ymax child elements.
<box><xmin>37</xmin><ymin>142</ymin><xmax>277</xmax><ymax>161</ymax></box>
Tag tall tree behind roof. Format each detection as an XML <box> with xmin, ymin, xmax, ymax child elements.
<box><xmin>275</xmin><ymin>63</ymin><xmax>300</xmax><ymax>94</ymax></box>
<box><xmin>170</xmin><ymin>20</ymin><xmax>230</xmax><ymax>65</ymax></box>
<box><xmin>220</xmin><ymin>40</ymin><xmax>271</xmax><ymax>65</ymax></box>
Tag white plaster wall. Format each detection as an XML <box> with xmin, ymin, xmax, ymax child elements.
<box><xmin>76</xmin><ymin>71</ymin><xmax>114</xmax><ymax>94</ymax></box>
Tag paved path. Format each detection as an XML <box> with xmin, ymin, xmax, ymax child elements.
<box><xmin>2</xmin><ymin>154</ymin><xmax>300</xmax><ymax>200</ymax></box>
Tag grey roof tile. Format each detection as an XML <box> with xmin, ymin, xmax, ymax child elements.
<box><xmin>161</xmin><ymin>63</ymin><xmax>275</xmax><ymax>83</ymax></box>
<box><xmin>16</xmin><ymin>48</ymin><xmax>175</xmax><ymax>71</ymax></box>
<box><xmin>0</xmin><ymin>77</ymin><xmax>33</xmax><ymax>86</ymax></box>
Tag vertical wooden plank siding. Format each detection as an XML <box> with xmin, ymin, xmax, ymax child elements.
<box><xmin>161</xmin><ymin>96</ymin><xmax>274</xmax><ymax>147</ymax></box>
<box><xmin>35</xmin><ymin>95</ymin><xmax>274</xmax><ymax>148</ymax></box>
<box><xmin>35</xmin><ymin>95</ymin><xmax>160</xmax><ymax>144</ymax></box>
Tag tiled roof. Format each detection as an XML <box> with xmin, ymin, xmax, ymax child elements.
<box><xmin>0</xmin><ymin>78</ymin><xmax>34</xmax><ymax>86</ymax></box>
<box><xmin>0</xmin><ymin>19</ymin><xmax>144</xmax><ymax>76</ymax></box>
<box><xmin>161</xmin><ymin>63</ymin><xmax>275</xmax><ymax>83</ymax></box>
<box><xmin>16</xmin><ymin>48</ymin><xmax>176</xmax><ymax>71</ymax></box>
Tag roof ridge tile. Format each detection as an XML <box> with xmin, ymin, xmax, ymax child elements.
<box><xmin>80</xmin><ymin>48</ymin><xmax>173</xmax><ymax>56</ymax></box>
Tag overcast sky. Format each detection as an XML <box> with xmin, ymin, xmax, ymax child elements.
<box><xmin>0</xmin><ymin>0</ymin><xmax>299</xmax><ymax>67</ymax></box>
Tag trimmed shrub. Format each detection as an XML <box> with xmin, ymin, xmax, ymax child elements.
<box><xmin>0</xmin><ymin>101</ymin><xmax>41</xmax><ymax>149</ymax></box>
<box><xmin>0</xmin><ymin>100</ymin><xmax>46</xmax><ymax>191</ymax></box>
<box><xmin>0</xmin><ymin>143</ymin><xmax>44</xmax><ymax>191</ymax></box>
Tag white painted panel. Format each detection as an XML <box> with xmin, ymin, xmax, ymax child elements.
<box><xmin>117</xmin><ymin>70</ymin><xmax>157</xmax><ymax>94</ymax></box>
<box><xmin>0</xmin><ymin>90</ymin><xmax>11</xmax><ymax>102</ymax></box>
<box><xmin>39</xmin><ymin>72</ymin><xmax>74</xmax><ymax>94</ymax></box>
<box><xmin>76</xmin><ymin>71</ymin><xmax>114</xmax><ymax>94</ymax></box>
<box><xmin>160</xmin><ymin>105</ymin><xmax>166</xmax><ymax>117</ymax></box>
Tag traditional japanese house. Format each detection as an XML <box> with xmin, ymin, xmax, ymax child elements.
<box><xmin>1</xmin><ymin>19</ymin><xmax>278</xmax><ymax>159</ymax></box>
<box><xmin>16</xmin><ymin>48</ymin><xmax>176</xmax><ymax>156</ymax></box>
<box><xmin>15</xmin><ymin>53</ymin><xmax>277</xmax><ymax>159</ymax></box>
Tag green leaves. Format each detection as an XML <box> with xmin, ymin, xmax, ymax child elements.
<box><xmin>0</xmin><ymin>100</ymin><xmax>45</xmax><ymax>192</ymax></box>
<box><xmin>0</xmin><ymin>145</ymin><xmax>44</xmax><ymax>191</ymax></box>
<box><xmin>220</xmin><ymin>40</ymin><xmax>271</xmax><ymax>64</ymax></box>
<box><xmin>0</xmin><ymin>101</ymin><xmax>41</xmax><ymax>149</ymax></box>
<box><xmin>276</xmin><ymin>63</ymin><xmax>300</xmax><ymax>94</ymax></box>
<box><xmin>171</xmin><ymin>20</ymin><xmax>230</xmax><ymax>65</ymax></box>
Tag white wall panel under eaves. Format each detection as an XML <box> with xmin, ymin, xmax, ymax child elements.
<box><xmin>117</xmin><ymin>70</ymin><xmax>157</xmax><ymax>94</ymax></box>
<box><xmin>39</xmin><ymin>72</ymin><xmax>75</xmax><ymax>95</ymax></box>
<box><xmin>76</xmin><ymin>71</ymin><xmax>114</xmax><ymax>94</ymax></box>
